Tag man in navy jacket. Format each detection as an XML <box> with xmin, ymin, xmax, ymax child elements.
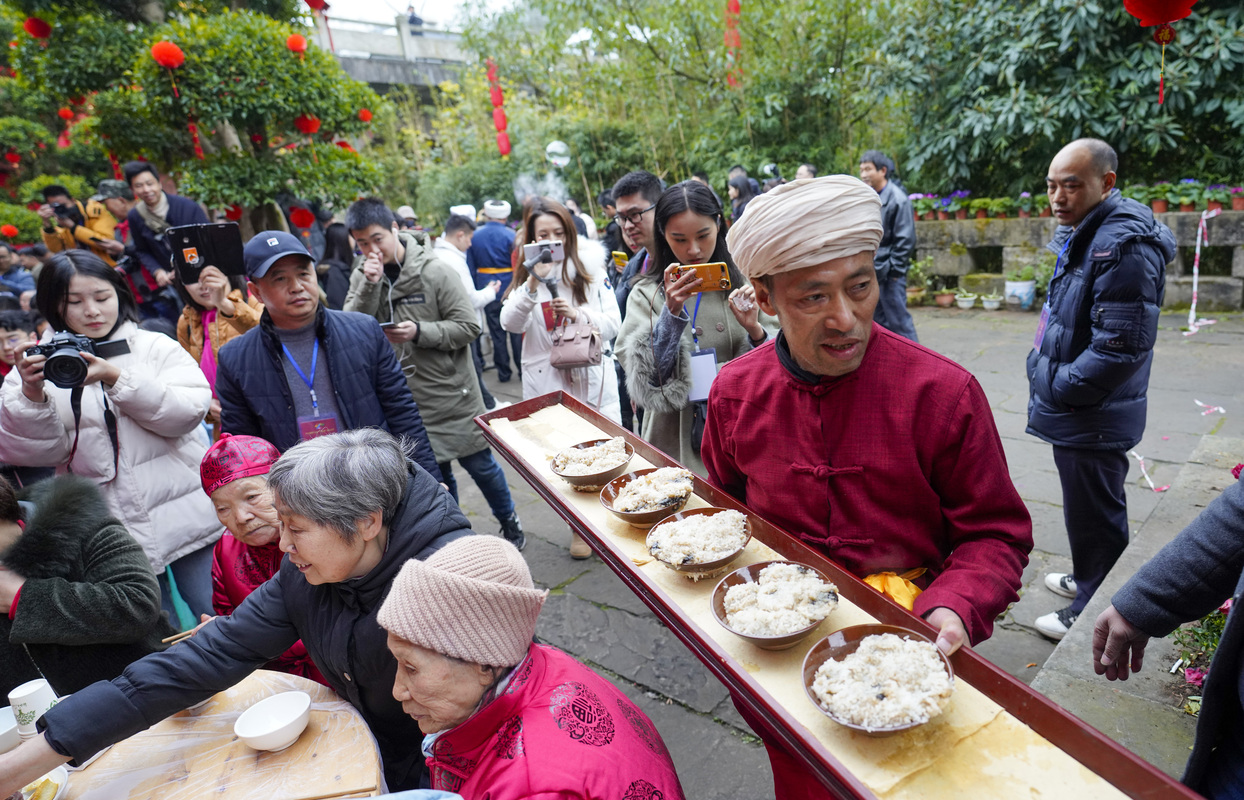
<box><xmin>1027</xmin><ymin>138</ymin><xmax>1175</xmax><ymax>640</ymax></box>
<box><xmin>122</xmin><ymin>161</ymin><xmax>207</xmax><ymax>322</ymax></box>
<box><xmin>216</xmin><ymin>231</ymin><xmax>441</xmax><ymax>480</ymax></box>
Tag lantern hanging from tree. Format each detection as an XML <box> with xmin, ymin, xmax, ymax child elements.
<box><xmin>57</xmin><ymin>107</ymin><xmax>73</xmax><ymax>120</ymax></box>
<box><xmin>290</xmin><ymin>207</ymin><xmax>315</xmax><ymax>228</ymax></box>
<box><xmin>305</xmin><ymin>0</ymin><xmax>326</xmax><ymax>9</ymax></box>
<box><xmin>224</xmin><ymin>204</ymin><xmax>244</xmax><ymax>221</ymax></box>
<box><xmin>287</xmin><ymin>34</ymin><xmax>307</xmax><ymax>60</ymax></box>
<box><xmin>4</xmin><ymin>153</ymin><xmax>19</xmax><ymax>165</ymax></box>
<box><xmin>151</xmin><ymin>40</ymin><xmax>186</xmax><ymax>98</ymax></box>
<box><xmin>1</xmin><ymin>224</ymin><xmax>19</xmax><ymax>238</ymax></box>
<box><xmin>724</xmin><ymin>0</ymin><xmax>743</xmax><ymax>87</ymax></box>
<box><xmin>1123</xmin><ymin>0</ymin><xmax>1197</xmax><ymax>105</ymax></box>
<box><xmin>23</xmin><ymin>17</ymin><xmax>51</xmax><ymax>39</ymax></box>
<box><xmin>358</xmin><ymin>108</ymin><xmax>373</xmax><ymax>123</ymax></box>
<box><xmin>294</xmin><ymin>114</ymin><xmax>321</xmax><ymax>134</ymax></box>
<box><xmin>485</xmin><ymin>59</ymin><xmax>510</xmax><ymax>158</ymax></box>
<box><xmin>496</xmin><ymin>133</ymin><xmax>512</xmax><ymax>157</ymax></box>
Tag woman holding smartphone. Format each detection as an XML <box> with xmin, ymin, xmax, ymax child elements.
<box><xmin>616</xmin><ymin>181</ymin><xmax>774</xmax><ymax>477</ymax></box>
<box><xmin>0</xmin><ymin>251</ymin><xmax>221</xmax><ymax>620</ymax></box>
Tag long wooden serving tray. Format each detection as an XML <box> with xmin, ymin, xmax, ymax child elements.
<box><xmin>477</xmin><ymin>393</ymin><xmax>1197</xmax><ymax>800</ymax></box>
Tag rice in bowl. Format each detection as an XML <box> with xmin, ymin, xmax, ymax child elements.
<box><xmin>553</xmin><ymin>437</ymin><xmax>630</xmax><ymax>476</ymax></box>
<box><xmin>614</xmin><ymin>467</ymin><xmax>694</xmax><ymax>513</ymax></box>
<box><xmin>647</xmin><ymin>509</ymin><xmax>748</xmax><ymax>567</ymax></box>
<box><xmin>811</xmin><ymin>633</ymin><xmax>953</xmax><ymax>731</ymax></box>
<box><xmin>724</xmin><ymin>563</ymin><xmax>838</xmax><ymax>636</ymax></box>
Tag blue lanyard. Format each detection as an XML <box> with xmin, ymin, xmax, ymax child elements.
<box><xmin>281</xmin><ymin>339</ymin><xmax>320</xmax><ymax>412</ymax></box>
<box><xmin>1050</xmin><ymin>237</ymin><xmax>1073</xmax><ymax>286</ymax></box>
<box><xmin>690</xmin><ymin>293</ymin><xmax>704</xmax><ymax>350</ymax></box>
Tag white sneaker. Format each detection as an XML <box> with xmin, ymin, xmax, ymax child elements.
<box><xmin>1044</xmin><ymin>573</ymin><xmax>1077</xmax><ymax>599</ymax></box>
<box><xmin>1035</xmin><ymin>607</ymin><xmax>1079</xmax><ymax>641</ymax></box>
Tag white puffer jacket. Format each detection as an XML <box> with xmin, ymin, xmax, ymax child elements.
<box><xmin>0</xmin><ymin>321</ymin><xmax>221</xmax><ymax>571</ymax></box>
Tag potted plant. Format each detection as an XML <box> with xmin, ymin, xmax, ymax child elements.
<box><xmin>1004</xmin><ymin>264</ymin><xmax>1037</xmax><ymax>310</ymax></box>
<box><xmin>906</xmin><ymin>256</ymin><xmax>930</xmax><ymax>306</ymax></box>
<box><xmin>1034</xmin><ymin>251</ymin><xmax>1057</xmax><ymax>304</ymax></box>
<box><xmin>1232</xmin><ymin>187</ymin><xmax>1244</xmax><ymax>212</ymax></box>
<box><xmin>1120</xmin><ymin>183</ymin><xmax>1147</xmax><ymax>203</ymax></box>
<box><xmin>911</xmin><ymin>194</ymin><xmax>940</xmax><ymax>221</ymax></box>
<box><xmin>1171</xmin><ymin>179</ymin><xmax>1201</xmax><ymax>212</ymax></box>
<box><xmin>1016</xmin><ymin>191</ymin><xmax>1035</xmax><ymax>218</ymax></box>
<box><xmin>981</xmin><ymin>293</ymin><xmax>1004</xmax><ymax>310</ymax></box>
<box><xmin>931</xmin><ymin>275</ymin><xmax>957</xmax><ymax>307</ymax></box>
<box><xmin>969</xmin><ymin>197</ymin><xmax>992</xmax><ymax>219</ymax></box>
<box><xmin>1204</xmin><ymin>184</ymin><xmax>1231</xmax><ymax>212</ymax></box>
<box><xmin>944</xmin><ymin>190</ymin><xmax>970</xmax><ymax>220</ymax></box>
<box><xmin>1035</xmin><ymin>194</ymin><xmax>1051</xmax><ymax>217</ymax></box>
<box><xmin>989</xmin><ymin>197</ymin><xmax>1015</xmax><ymax>219</ymax></box>
<box><xmin>954</xmin><ymin>291</ymin><xmax>978</xmax><ymax>309</ymax></box>
<box><xmin>1149</xmin><ymin>182</ymin><xmax>1171</xmax><ymax>213</ymax></box>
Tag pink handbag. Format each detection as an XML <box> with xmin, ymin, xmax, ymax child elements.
<box><xmin>549</xmin><ymin>319</ymin><xmax>602</xmax><ymax>370</ymax></box>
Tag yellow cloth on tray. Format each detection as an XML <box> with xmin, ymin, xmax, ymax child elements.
<box><xmin>863</xmin><ymin>568</ymin><xmax>927</xmax><ymax>610</ymax></box>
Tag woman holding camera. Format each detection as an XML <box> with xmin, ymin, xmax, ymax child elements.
<box><xmin>0</xmin><ymin>251</ymin><xmax>220</xmax><ymax>620</ymax></box>
<box><xmin>615</xmin><ymin>181</ymin><xmax>774</xmax><ymax>477</ymax></box>
<box><xmin>499</xmin><ymin>197</ymin><xmax>622</xmax><ymax>422</ymax></box>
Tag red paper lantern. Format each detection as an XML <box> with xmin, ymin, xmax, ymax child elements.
<box><xmin>251</xmin><ymin>133</ymin><xmax>264</xmax><ymax>144</ymax></box>
<box><xmin>486</xmin><ymin>60</ymin><xmax>499</xmax><ymax>83</ymax></box>
<box><xmin>26</xmin><ymin>201</ymin><xmax>40</xmax><ymax>211</ymax></box>
<box><xmin>1124</xmin><ymin>0</ymin><xmax>1196</xmax><ymax>26</ymax></box>
<box><xmin>305</xmin><ymin>0</ymin><xmax>326</xmax><ymax>9</ymax></box>
<box><xmin>224</xmin><ymin>204</ymin><xmax>244</xmax><ymax>221</ymax></box>
<box><xmin>290</xmin><ymin>207</ymin><xmax>315</xmax><ymax>228</ymax></box>
<box><xmin>1</xmin><ymin>224</ymin><xmax>19</xmax><ymax>238</ymax></box>
<box><xmin>489</xmin><ymin>86</ymin><xmax>504</xmax><ymax>107</ymax></box>
<box><xmin>150</xmin><ymin>41</ymin><xmax>185</xmax><ymax>69</ymax></box>
<box><xmin>294</xmin><ymin>114</ymin><xmax>321</xmax><ymax>134</ymax></box>
<box><xmin>724</xmin><ymin>29</ymin><xmax>741</xmax><ymax>48</ymax></box>
<box><xmin>3</xmin><ymin>153</ymin><xmax>19</xmax><ymax>164</ymax></box>
<box><xmin>358</xmin><ymin>108</ymin><xmax>373</xmax><ymax>123</ymax></box>
<box><xmin>57</xmin><ymin>107</ymin><xmax>73</xmax><ymax>120</ymax></box>
<box><xmin>287</xmin><ymin>34</ymin><xmax>308</xmax><ymax>53</ymax></box>
<box><xmin>496</xmin><ymin>132</ymin><xmax>512</xmax><ymax>157</ymax></box>
<box><xmin>492</xmin><ymin>107</ymin><xmax>507</xmax><ymax>132</ymax></box>
<box><xmin>23</xmin><ymin>17</ymin><xmax>51</xmax><ymax>39</ymax></box>
<box><xmin>727</xmin><ymin>0</ymin><xmax>741</xmax><ymax>14</ymax></box>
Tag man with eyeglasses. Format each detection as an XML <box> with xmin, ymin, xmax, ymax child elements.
<box><xmin>608</xmin><ymin>171</ymin><xmax>662</xmax><ymax>433</ymax></box>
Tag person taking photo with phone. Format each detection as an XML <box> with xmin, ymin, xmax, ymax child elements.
<box><xmin>0</xmin><ymin>250</ymin><xmax>221</xmax><ymax>622</ymax></box>
<box><xmin>38</xmin><ymin>184</ymin><xmax>125</xmax><ymax>266</ymax></box>
<box><xmin>616</xmin><ymin>181</ymin><xmax>775</xmax><ymax>477</ymax></box>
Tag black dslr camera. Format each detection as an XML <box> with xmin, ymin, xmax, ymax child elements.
<box><xmin>25</xmin><ymin>332</ymin><xmax>130</xmax><ymax>389</ymax></box>
<box><xmin>50</xmin><ymin>202</ymin><xmax>85</xmax><ymax>228</ymax></box>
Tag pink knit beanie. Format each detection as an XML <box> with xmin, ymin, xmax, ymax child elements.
<box><xmin>378</xmin><ymin>535</ymin><xmax>548</xmax><ymax>667</ymax></box>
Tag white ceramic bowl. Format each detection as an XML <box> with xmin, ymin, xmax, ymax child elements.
<box><xmin>20</xmin><ymin>766</ymin><xmax>68</xmax><ymax>800</ymax></box>
<box><xmin>233</xmin><ymin>691</ymin><xmax>311</xmax><ymax>752</ymax></box>
<box><xmin>0</xmin><ymin>706</ymin><xmax>19</xmax><ymax>754</ymax></box>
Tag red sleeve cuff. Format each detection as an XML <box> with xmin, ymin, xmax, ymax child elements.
<box><xmin>8</xmin><ymin>585</ymin><xmax>21</xmax><ymax>620</ymax></box>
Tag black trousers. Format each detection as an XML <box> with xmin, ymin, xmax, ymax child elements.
<box><xmin>1052</xmin><ymin>445</ymin><xmax>1131</xmax><ymax>614</ymax></box>
<box><xmin>483</xmin><ymin>299</ymin><xmax>523</xmax><ymax>381</ymax></box>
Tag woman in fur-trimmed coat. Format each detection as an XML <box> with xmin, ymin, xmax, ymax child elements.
<box><xmin>0</xmin><ymin>475</ymin><xmax>175</xmax><ymax>697</ymax></box>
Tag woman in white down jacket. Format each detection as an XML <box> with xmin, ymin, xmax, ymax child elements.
<box><xmin>500</xmin><ymin>197</ymin><xmax>621</xmax><ymax>422</ymax></box>
<box><xmin>0</xmin><ymin>251</ymin><xmax>220</xmax><ymax>620</ymax></box>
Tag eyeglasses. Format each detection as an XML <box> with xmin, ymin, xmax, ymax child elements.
<box><xmin>613</xmin><ymin>204</ymin><xmax>656</xmax><ymax>227</ymax></box>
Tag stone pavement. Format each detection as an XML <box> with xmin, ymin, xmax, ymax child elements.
<box><xmin>450</xmin><ymin>306</ymin><xmax>1244</xmax><ymax>797</ymax></box>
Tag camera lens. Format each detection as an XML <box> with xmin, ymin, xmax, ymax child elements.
<box><xmin>44</xmin><ymin>350</ymin><xmax>89</xmax><ymax>389</ymax></box>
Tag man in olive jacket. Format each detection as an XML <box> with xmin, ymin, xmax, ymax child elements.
<box><xmin>0</xmin><ymin>475</ymin><xmax>175</xmax><ymax>696</ymax></box>
<box><xmin>344</xmin><ymin>199</ymin><xmax>525</xmax><ymax>550</ymax></box>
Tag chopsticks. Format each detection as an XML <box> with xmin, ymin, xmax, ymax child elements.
<box><xmin>298</xmin><ymin>786</ymin><xmax>380</xmax><ymax>800</ymax></box>
<box><xmin>161</xmin><ymin>629</ymin><xmax>196</xmax><ymax>645</ymax></box>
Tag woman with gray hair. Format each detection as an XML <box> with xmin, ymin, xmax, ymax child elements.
<box><xmin>377</xmin><ymin>535</ymin><xmax>686</xmax><ymax>799</ymax></box>
<box><xmin>0</xmin><ymin>429</ymin><xmax>471</xmax><ymax>796</ymax></box>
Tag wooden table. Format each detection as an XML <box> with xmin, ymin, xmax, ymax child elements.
<box><xmin>478</xmin><ymin>393</ymin><xmax>1200</xmax><ymax>800</ymax></box>
<box><xmin>62</xmin><ymin>670</ymin><xmax>382</xmax><ymax>800</ymax></box>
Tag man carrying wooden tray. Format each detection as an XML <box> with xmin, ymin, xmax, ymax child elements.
<box><xmin>701</xmin><ymin>175</ymin><xmax>1034</xmax><ymax>799</ymax></box>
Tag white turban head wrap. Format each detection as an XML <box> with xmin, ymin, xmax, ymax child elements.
<box><xmin>726</xmin><ymin>175</ymin><xmax>883</xmax><ymax>281</ymax></box>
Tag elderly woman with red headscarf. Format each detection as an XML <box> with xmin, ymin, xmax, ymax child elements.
<box><xmin>198</xmin><ymin>433</ymin><xmax>326</xmax><ymax>685</ymax></box>
<box><xmin>378</xmin><ymin>535</ymin><xmax>685</xmax><ymax>799</ymax></box>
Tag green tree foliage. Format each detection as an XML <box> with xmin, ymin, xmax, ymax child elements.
<box><xmin>0</xmin><ymin>202</ymin><xmax>41</xmax><ymax>241</ymax></box>
<box><xmin>878</xmin><ymin>0</ymin><xmax>1244</xmax><ymax>193</ymax></box>
<box><xmin>18</xmin><ymin>172</ymin><xmax>91</xmax><ymax>203</ymax></box>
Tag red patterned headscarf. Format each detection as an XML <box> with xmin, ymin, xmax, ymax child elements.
<box><xmin>200</xmin><ymin>434</ymin><xmax>281</xmax><ymax>497</ymax></box>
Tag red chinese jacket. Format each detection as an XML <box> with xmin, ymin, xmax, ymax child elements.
<box><xmin>428</xmin><ymin>643</ymin><xmax>685</xmax><ymax>799</ymax></box>
<box><xmin>210</xmin><ymin>533</ymin><xmax>328</xmax><ymax>686</ymax></box>
<box><xmin>701</xmin><ymin>325</ymin><xmax>1032</xmax><ymax>644</ymax></box>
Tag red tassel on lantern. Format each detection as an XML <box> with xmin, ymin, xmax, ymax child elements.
<box><xmin>496</xmin><ymin>132</ymin><xmax>512</xmax><ymax>157</ymax></box>
<box><xmin>492</xmin><ymin>108</ymin><xmax>507</xmax><ymax>132</ymax></box>
<box><xmin>107</xmin><ymin>151</ymin><xmax>122</xmax><ymax>179</ymax></box>
<box><xmin>224</xmin><ymin>204</ymin><xmax>244</xmax><ymax>221</ymax></box>
<box><xmin>23</xmin><ymin>17</ymin><xmax>51</xmax><ymax>39</ymax></box>
<box><xmin>188</xmin><ymin>121</ymin><xmax>205</xmax><ymax>160</ymax></box>
<box><xmin>290</xmin><ymin>207</ymin><xmax>315</xmax><ymax>228</ymax></box>
<box><xmin>287</xmin><ymin>34</ymin><xmax>307</xmax><ymax>59</ymax></box>
<box><xmin>1153</xmin><ymin>23</ymin><xmax>1176</xmax><ymax>104</ymax></box>
<box><xmin>1</xmin><ymin>224</ymin><xmax>19</xmax><ymax>238</ymax></box>
<box><xmin>294</xmin><ymin>114</ymin><xmax>321</xmax><ymax>134</ymax></box>
<box><xmin>489</xmin><ymin>86</ymin><xmax>504</xmax><ymax>107</ymax></box>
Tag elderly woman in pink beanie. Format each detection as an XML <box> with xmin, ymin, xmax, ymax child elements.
<box><xmin>378</xmin><ymin>535</ymin><xmax>685</xmax><ymax>799</ymax></box>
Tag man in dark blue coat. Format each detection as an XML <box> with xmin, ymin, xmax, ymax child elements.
<box><xmin>1027</xmin><ymin>138</ymin><xmax>1175</xmax><ymax>640</ymax></box>
<box><xmin>122</xmin><ymin>161</ymin><xmax>207</xmax><ymax>322</ymax></box>
<box><xmin>859</xmin><ymin>150</ymin><xmax>919</xmax><ymax>342</ymax></box>
<box><xmin>467</xmin><ymin>199</ymin><xmax>521</xmax><ymax>381</ymax></box>
<box><xmin>1093</xmin><ymin>472</ymin><xmax>1244</xmax><ymax>797</ymax></box>
<box><xmin>216</xmin><ymin>231</ymin><xmax>441</xmax><ymax>480</ymax></box>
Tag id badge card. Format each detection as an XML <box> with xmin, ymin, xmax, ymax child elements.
<box><xmin>1033</xmin><ymin>302</ymin><xmax>1052</xmax><ymax>349</ymax></box>
<box><xmin>687</xmin><ymin>348</ymin><xmax>718</xmax><ymax>403</ymax></box>
<box><xmin>298</xmin><ymin>412</ymin><xmax>340</xmax><ymax>441</ymax></box>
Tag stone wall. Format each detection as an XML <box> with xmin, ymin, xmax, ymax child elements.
<box><xmin>916</xmin><ymin>209</ymin><xmax>1244</xmax><ymax>310</ymax></box>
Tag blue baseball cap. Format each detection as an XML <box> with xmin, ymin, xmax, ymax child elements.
<box><xmin>243</xmin><ymin>230</ymin><xmax>312</xmax><ymax>280</ymax></box>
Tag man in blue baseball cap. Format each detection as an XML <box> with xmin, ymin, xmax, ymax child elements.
<box><xmin>213</xmin><ymin>231</ymin><xmax>442</xmax><ymax>481</ymax></box>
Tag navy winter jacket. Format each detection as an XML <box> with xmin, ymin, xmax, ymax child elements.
<box><xmin>36</xmin><ymin>463</ymin><xmax>471</xmax><ymax>791</ymax></box>
<box><xmin>1025</xmin><ymin>191</ymin><xmax>1174</xmax><ymax>450</ymax></box>
<box><xmin>216</xmin><ymin>305</ymin><xmax>441</xmax><ymax>479</ymax></box>
<box><xmin>125</xmin><ymin>193</ymin><xmax>209</xmax><ymax>274</ymax></box>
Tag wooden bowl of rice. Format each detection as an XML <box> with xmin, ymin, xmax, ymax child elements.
<box><xmin>802</xmin><ymin>624</ymin><xmax>955</xmax><ymax>737</ymax></box>
<box><xmin>645</xmin><ymin>507</ymin><xmax>753</xmax><ymax>579</ymax></box>
<box><xmin>599</xmin><ymin>467</ymin><xmax>695</xmax><ymax>528</ymax></box>
<box><xmin>551</xmin><ymin>437</ymin><xmax>635</xmax><ymax>492</ymax></box>
<box><xmin>711</xmin><ymin>561</ymin><xmax>838</xmax><ymax>650</ymax></box>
